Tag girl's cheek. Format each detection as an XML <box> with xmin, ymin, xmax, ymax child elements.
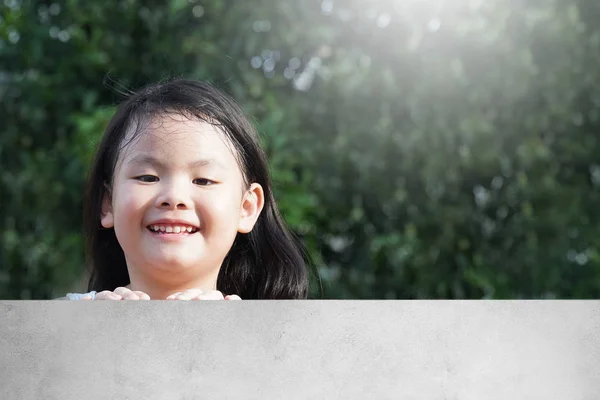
<box><xmin>194</xmin><ymin>198</ymin><xmax>233</xmax><ymax>229</ymax></box>
<box><xmin>116</xmin><ymin>189</ymin><xmax>149</xmax><ymax>216</ymax></box>
<box><xmin>204</xmin><ymin>195</ymin><xmax>237</xmax><ymax>217</ymax></box>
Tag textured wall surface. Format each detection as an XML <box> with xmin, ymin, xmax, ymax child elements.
<box><xmin>1</xmin><ymin>301</ymin><xmax>598</xmax><ymax>399</ymax></box>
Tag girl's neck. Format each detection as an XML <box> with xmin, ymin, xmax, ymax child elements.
<box><xmin>126</xmin><ymin>273</ymin><xmax>219</xmax><ymax>300</ymax></box>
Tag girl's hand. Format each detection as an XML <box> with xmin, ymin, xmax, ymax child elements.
<box><xmin>166</xmin><ymin>289</ymin><xmax>241</xmax><ymax>300</ymax></box>
<box><xmin>92</xmin><ymin>287</ymin><xmax>151</xmax><ymax>300</ymax></box>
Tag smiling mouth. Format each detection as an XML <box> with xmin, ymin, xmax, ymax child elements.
<box><xmin>147</xmin><ymin>225</ymin><xmax>199</xmax><ymax>234</ymax></box>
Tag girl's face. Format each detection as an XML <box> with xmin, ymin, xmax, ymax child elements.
<box><xmin>100</xmin><ymin>114</ymin><xmax>264</xmax><ymax>287</ymax></box>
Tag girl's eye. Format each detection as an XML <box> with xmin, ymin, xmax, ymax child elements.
<box><xmin>193</xmin><ymin>178</ymin><xmax>214</xmax><ymax>186</ymax></box>
<box><xmin>136</xmin><ymin>175</ymin><xmax>159</xmax><ymax>183</ymax></box>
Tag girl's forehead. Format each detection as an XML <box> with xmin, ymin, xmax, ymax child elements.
<box><xmin>121</xmin><ymin>115</ymin><xmax>238</xmax><ymax>162</ymax></box>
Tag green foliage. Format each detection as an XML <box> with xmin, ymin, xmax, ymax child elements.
<box><xmin>2</xmin><ymin>0</ymin><xmax>600</xmax><ymax>298</ymax></box>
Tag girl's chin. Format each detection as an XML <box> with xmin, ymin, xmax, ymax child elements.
<box><xmin>138</xmin><ymin>255</ymin><xmax>203</xmax><ymax>271</ymax></box>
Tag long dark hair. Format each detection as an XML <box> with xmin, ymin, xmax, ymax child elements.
<box><xmin>83</xmin><ymin>79</ymin><xmax>309</xmax><ymax>299</ymax></box>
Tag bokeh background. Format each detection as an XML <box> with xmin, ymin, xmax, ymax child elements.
<box><xmin>2</xmin><ymin>0</ymin><xmax>600</xmax><ymax>299</ymax></box>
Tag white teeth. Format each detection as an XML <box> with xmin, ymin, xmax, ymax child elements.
<box><xmin>150</xmin><ymin>224</ymin><xmax>196</xmax><ymax>233</ymax></box>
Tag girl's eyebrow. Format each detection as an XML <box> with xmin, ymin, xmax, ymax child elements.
<box><xmin>127</xmin><ymin>154</ymin><xmax>222</xmax><ymax>169</ymax></box>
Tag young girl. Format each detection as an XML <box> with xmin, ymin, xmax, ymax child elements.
<box><xmin>65</xmin><ymin>79</ymin><xmax>308</xmax><ymax>300</ymax></box>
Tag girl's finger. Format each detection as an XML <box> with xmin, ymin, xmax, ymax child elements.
<box><xmin>113</xmin><ymin>286</ymin><xmax>141</xmax><ymax>300</ymax></box>
<box><xmin>95</xmin><ymin>291</ymin><xmax>122</xmax><ymax>300</ymax></box>
<box><xmin>225</xmin><ymin>295</ymin><xmax>242</xmax><ymax>300</ymax></box>
<box><xmin>113</xmin><ymin>287</ymin><xmax>132</xmax><ymax>296</ymax></box>
<box><xmin>166</xmin><ymin>290</ymin><xmax>196</xmax><ymax>300</ymax></box>
<box><xmin>121</xmin><ymin>291</ymin><xmax>140</xmax><ymax>300</ymax></box>
<box><xmin>193</xmin><ymin>290</ymin><xmax>224</xmax><ymax>300</ymax></box>
<box><xmin>133</xmin><ymin>291</ymin><xmax>151</xmax><ymax>300</ymax></box>
<box><xmin>166</xmin><ymin>292</ymin><xmax>183</xmax><ymax>300</ymax></box>
<box><xmin>169</xmin><ymin>288</ymin><xmax>204</xmax><ymax>300</ymax></box>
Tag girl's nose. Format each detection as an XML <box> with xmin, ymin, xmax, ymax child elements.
<box><xmin>157</xmin><ymin>199</ymin><xmax>190</xmax><ymax>210</ymax></box>
<box><xmin>155</xmin><ymin>184</ymin><xmax>193</xmax><ymax>210</ymax></box>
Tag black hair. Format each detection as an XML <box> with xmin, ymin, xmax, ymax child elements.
<box><xmin>83</xmin><ymin>79</ymin><xmax>309</xmax><ymax>299</ymax></box>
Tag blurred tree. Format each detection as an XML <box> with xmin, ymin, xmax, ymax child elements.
<box><xmin>290</xmin><ymin>0</ymin><xmax>600</xmax><ymax>298</ymax></box>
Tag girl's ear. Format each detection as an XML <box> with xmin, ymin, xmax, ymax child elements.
<box><xmin>238</xmin><ymin>183</ymin><xmax>265</xmax><ymax>234</ymax></box>
<box><xmin>100</xmin><ymin>185</ymin><xmax>114</xmax><ymax>228</ymax></box>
